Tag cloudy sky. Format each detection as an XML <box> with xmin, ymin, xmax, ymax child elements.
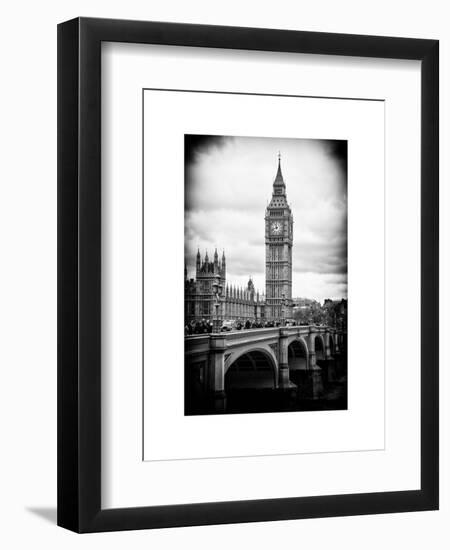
<box><xmin>185</xmin><ymin>135</ymin><xmax>347</xmax><ymax>303</ymax></box>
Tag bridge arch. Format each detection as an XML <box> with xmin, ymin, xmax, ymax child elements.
<box><xmin>225</xmin><ymin>347</ymin><xmax>278</xmax><ymax>390</ymax></box>
<box><xmin>287</xmin><ymin>337</ymin><xmax>309</xmax><ymax>371</ymax></box>
<box><xmin>314</xmin><ymin>334</ymin><xmax>325</xmax><ymax>360</ymax></box>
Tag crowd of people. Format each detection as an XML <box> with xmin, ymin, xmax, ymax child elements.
<box><xmin>185</xmin><ymin>319</ymin><xmax>214</xmax><ymax>335</ymax></box>
<box><xmin>185</xmin><ymin>318</ymin><xmax>298</xmax><ymax>335</ymax></box>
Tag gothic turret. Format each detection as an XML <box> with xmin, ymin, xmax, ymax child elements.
<box><xmin>247</xmin><ymin>277</ymin><xmax>255</xmax><ymax>301</ymax></box>
<box><xmin>268</xmin><ymin>152</ymin><xmax>288</xmax><ymax>208</ymax></box>
<box><xmin>221</xmin><ymin>250</ymin><xmax>226</xmax><ymax>277</ymax></box>
<box><xmin>196</xmin><ymin>248</ymin><xmax>201</xmax><ymax>274</ymax></box>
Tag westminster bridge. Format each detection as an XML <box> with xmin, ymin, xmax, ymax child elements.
<box><xmin>185</xmin><ymin>326</ymin><xmax>346</xmax><ymax>412</ymax></box>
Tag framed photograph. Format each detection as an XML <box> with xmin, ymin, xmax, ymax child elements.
<box><xmin>58</xmin><ymin>17</ymin><xmax>439</xmax><ymax>532</ymax></box>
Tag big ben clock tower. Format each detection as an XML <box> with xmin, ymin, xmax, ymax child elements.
<box><xmin>265</xmin><ymin>154</ymin><xmax>293</xmax><ymax>321</ymax></box>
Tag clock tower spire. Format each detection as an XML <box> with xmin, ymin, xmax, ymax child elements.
<box><xmin>265</xmin><ymin>153</ymin><xmax>293</xmax><ymax>322</ymax></box>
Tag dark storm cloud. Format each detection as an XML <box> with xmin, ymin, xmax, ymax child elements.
<box><xmin>326</xmin><ymin>140</ymin><xmax>348</xmax><ymax>179</ymax></box>
<box><xmin>184</xmin><ymin>135</ymin><xmax>230</xmax><ymax>168</ymax></box>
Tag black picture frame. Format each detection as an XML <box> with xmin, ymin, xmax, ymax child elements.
<box><xmin>57</xmin><ymin>17</ymin><xmax>439</xmax><ymax>533</ymax></box>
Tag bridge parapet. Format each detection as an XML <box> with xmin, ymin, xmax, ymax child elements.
<box><xmin>185</xmin><ymin>325</ymin><xmax>341</xmax><ymax>351</ymax></box>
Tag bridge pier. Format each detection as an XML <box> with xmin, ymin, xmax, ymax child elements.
<box><xmin>325</xmin><ymin>332</ymin><xmax>332</xmax><ymax>359</ymax></box>
<box><xmin>333</xmin><ymin>332</ymin><xmax>340</xmax><ymax>354</ymax></box>
<box><xmin>208</xmin><ymin>334</ymin><xmax>227</xmax><ymax>411</ymax></box>
<box><xmin>278</xmin><ymin>329</ymin><xmax>294</xmax><ymax>388</ymax></box>
<box><xmin>212</xmin><ymin>390</ymin><xmax>227</xmax><ymax>412</ymax></box>
<box><xmin>307</xmin><ymin>334</ymin><xmax>324</xmax><ymax>399</ymax></box>
<box><xmin>320</xmin><ymin>335</ymin><xmax>337</xmax><ymax>384</ymax></box>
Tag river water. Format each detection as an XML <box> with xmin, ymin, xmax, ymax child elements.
<box><xmin>185</xmin><ymin>354</ymin><xmax>347</xmax><ymax>416</ymax></box>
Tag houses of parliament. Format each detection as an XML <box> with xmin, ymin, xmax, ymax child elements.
<box><xmin>185</xmin><ymin>155</ymin><xmax>293</xmax><ymax>325</ymax></box>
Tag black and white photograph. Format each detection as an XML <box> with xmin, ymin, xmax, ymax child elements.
<box><xmin>184</xmin><ymin>134</ymin><xmax>348</xmax><ymax>415</ymax></box>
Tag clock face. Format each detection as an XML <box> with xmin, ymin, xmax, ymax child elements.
<box><xmin>271</xmin><ymin>221</ymin><xmax>282</xmax><ymax>235</ymax></box>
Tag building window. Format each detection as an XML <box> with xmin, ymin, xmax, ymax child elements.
<box><xmin>201</xmin><ymin>281</ymin><xmax>210</xmax><ymax>292</ymax></box>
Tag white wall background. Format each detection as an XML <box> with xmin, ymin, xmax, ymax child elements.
<box><xmin>0</xmin><ymin>0</ymin><xmax>447</xmax><ymax>547</ymax></box>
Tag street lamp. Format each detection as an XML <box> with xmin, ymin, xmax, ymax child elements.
<box><xmin>281</xmin><ymin>293</ymin><xmax>290</xmax><ymax>325</ymax></box>
<box><xmin>212</xmin><ymin>276</ymin><xmax>223</xmax><ymax>333</ymax></box>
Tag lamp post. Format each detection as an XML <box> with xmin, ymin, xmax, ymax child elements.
<box><xmin>281</xmin><ymin>293</ymin><xmax>287</xmax><ymax>325</ymax></box>
<box><xmin>212</xmin><ymin>276</ymin><xmax>223</xmax><ymax>333</ymax></box>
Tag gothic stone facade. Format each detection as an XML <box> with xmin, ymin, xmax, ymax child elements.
<box><xmin>184</xmin><ymin>249</ymin><xmax>265</xmax><ymax>324</ymax></box>
<box><xmin>265</xmin><ymin>156</ymin><xmax>293</xmax><ymax>320</ymax></box>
